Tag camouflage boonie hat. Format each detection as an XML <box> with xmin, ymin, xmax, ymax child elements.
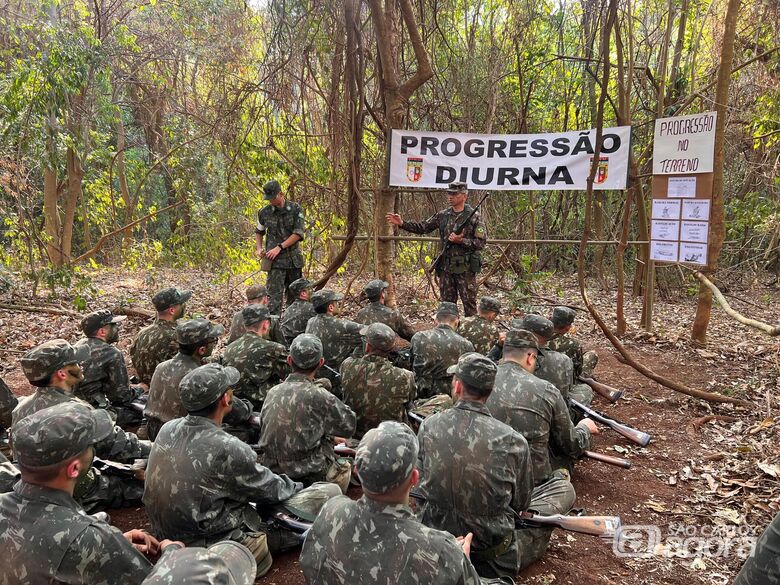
<box><xmin>81</xmin><ymin>309</ymin><xmax>126</xmax><ymax>335</ymax></box>
<box><xmin>551</xmin><ymin>306</ymin><xmax>577</xmax><ymax>328</ymax></box>
<box><xmin>479</xmin><ymin>296</ymin><xmax>502</xmax><ymax>313</ymax></box>
<box><xmin>12</xmin><ymin>402</ymin><xmax>113</xmax><ymax>468</ymax></box>
<box><xmin>288</xmin><ymin>278</ymin><xmax>313</xmax><ymax>297</ymax></box>
<box><xmin>176</xmin><ymin>319</ymin><xmax>224</xmax><ymax>346</ymax></box>
<box><xmin>355</xmin><ymin>421</ymin><xmax>418</xmax><ymax>494</ymax></box>
<box><xmin>447</xmin><ymin>352</ymin><xmax>497</xmax><ymax>392</ymax></box>
<box><xmin>142</xmin><ymin>541</ymin><xmax>257</xmax><ymax>585</ymax></box>
<box><xmin>263</xmin><ymin>179</ymin><xmax>282</xmax><ymax>200</ymax></box>
<box><xmin>21</xmin><ymin>339</ymin><xmax>91</xmax><ymax>383</ymax></box>
<box><xmin>521</xmin><ymin>314</ymin><xmax>555</xmax><ymax>339</ymax></box>
<box><xmin>152</xmin><ymin>287</ymin><xmax>192</xmax><ymax>311</ymax></box>
<box><xmin>447</xmin><ymin>181</ymin><xmax>468</xmax><ymax>193</ymax></box>
<box><xmin>504</xmin><ymin>329</ymin><xmax>539</xmax><ymax>351</ymax></box>
<box><xmin>283</xmin><ymin>482</ymin><xmax>341</xmax><ymax>522</ymax></box>
<box><xmin>363</xmin><ymin>279</ymin><xmax>389</xmax><ymax>300</ymax></box>
<box><xmin>360</xmin><ymin>323</ymin><xmax>396</xmax><ymax>352</ymax></box>
<box><xmin>310</xmin><ymin>289</ymin><xmax>343</xmax><ymax>311</ymax></box>
<box><xmin>179</xmin><ymin>363</ymin><xmax>240</xmax><ymax>411</ymax></box>
<box><xmin>242</xmin><ymin>304</ymin><xmax>271</xmax><ymax>327</ymax></box>
<box><xmin>436</xmin><ymin>301</ymin><xmax>459</xmax><ymax>319</ymax></box>
<box><xmin>509</xmin><ymin>317</ymin><xmax>524</xmax><ymax>330</ymax></box>
<box><xmin>289</xmin><ymin>334</ymin><xmax>323</xmax><ymax>369</ymax></box>
<box><xmin>245</xmin><ymin>284</ymin><xmax>268</xmax><ymax>301</ymax></box>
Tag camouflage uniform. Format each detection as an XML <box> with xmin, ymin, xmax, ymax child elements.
<box><xmin>0</xmin><ymin>376</ymin><xmax>18</xmax><ymax>458</ymax></box>
<box><xmin>459</xmin><ymin>297</ymin><xmax>501</xmax><ymax>354</ymax></box>
<box><xmin>144</xmin><ymin>363</ymin><xmax>339</xmax><ymax>576</ymax></box>
<box><xmin>280</xmin><ymin>300</ymin><xmax>316</xmax><ymax>346</ymax></box>
<box><xmin>142</xmin><ymin>541</ymin><xmax>257</xmax><ymax>585</ymax></box>
<box><xmin>355</xmin><ymin>279</ymin><xmax>416</xmax><ymax>341</ymax></box>
<box><xmin>220</xmin><ymin>331</ymin><xmax>289</xmax><ymax>409</ymax></box>
<box><xmin>488</xmin><ymin>358</ymin><xmax>591</xmax><ymax>484</ymax></box>
<box><xmin>301</xmin><ymin>420</ymin><xmax>498</xmax><ymax>585</ymax></box>
<box><xmin>256</xmin><ymin>181</ymin><xmax>306</xmax><ymax>315</ymax></box>
<box><xmin>305</xmin><ymin>291</ymin><xmax>363</xmax><ymax>394</ymax></box>
<box><xmin>410</xmin><ymin>304</ymin><xmax>474</xmax><ymax>398</ymax></box>
<box><xmin>145</xmin><ymin>352</ymin><xmax>200</xmax><ymax>439</ymax></box>
<box><xmin>548</xmin><ymin>306</ymin><xmax>598</xmax><ymax>405</ymax></box>
<box><xmin>398</xmin><ymin>183</ymin><xmax>486</xmax><ymax>316</ymax></box>
<box><xmin>0</xmin><ymin>452</ymin><xmax>20</xmax><ymax>493</ymax></box>
<box><xmin>229</xmin><ymin>311</ymin><xmax>284</xmax><ymax>345</ymax></box>
<box><xmin>1</xmin><ymin>402</ymin><xmax>161</xmax><ymax>584</ymax></box>
<box><xmin>732</xmin><ymin>511</ymin><xmax>780</xmax><ymax>585</ymax></box>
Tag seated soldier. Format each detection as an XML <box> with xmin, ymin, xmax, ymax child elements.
<box><xmin>520</xmin><ymin>314</ymin><xmax>574</xmax><ymax>402</ymax></box>
<box><xmin>410</xmin><ymin>302</ymin><xmax>474</xmax><ymax>398</ymax></box>
<box><xmin>142</xmin><ymin>540</ymin><xmax>256</xmax><ymax>585</ymax></box>
<box><xmin>341</xmin><ymin>323</ymin><xmax>452</xmax><ymax>438</ymax></box>
<box><xmin>131</xmin><ymin>287</ymin><xmax>191</xmax><ymax>384</ymax></box>
<box><xmin>14</xmin><ymin>339</ymin><xmax>150</xmax><ymax>511</ymax></box>
<box><xmin>732</xmin><ymin>511</ymin><xmax>780</xmax><ymax>585</ymax></box>
<box><xmin>280</xmin><ymin>278</ymin><xmax>315</xmax><ymax>346</ymax></box>
<box><xmin>1</xmin><ymin>402</ymin><xmax>182</xmax><ymax>584</ymax></box>
<box><xmin>300</xmin><ymin>420</ymin><xmax>509</xmax><ymax>585</ymax></box>
<box><xmin>74</xmin><ymin>309</ymin><xmax>144</xmax><ymax>428</ymax></box>
<box><xmin>355</xmin><ymin>279</ymin><xmax>415</xmax><ymax>341</ymax></box>
<box><xmin>548</xmin><ymin>306</ymin><xmax>598</xmax><ymax>405</ymax></box>
<box><xmin>0</xmin><ymin>375</ymin><xmax>18</xmax><ymax>458</ymax></box>
<box><xmin>227</xmin><ymin>284</ymin><xmax>284</xmax><ymax>345</ymax></box>
<box><xmin>459</xmin><ymin>296</ymin><xmax>502</xmax><ymax>355</ymax></box>
<box><xmin>258</xmin><ymin>335</ymin><xmax>356</xmax><ymax>493</ymax></box>
<box><xmin>145</xmin><ymin>318</ymin><xmax>224</xmax><ymax>440</ymax></box>
<box><xmin>221</xmin><ymin>305</ymin><xmax>289</xmax><ymax>410</ymax></box>
<box><xmin>305</xmin><ymin>289</ymin><xmax>363</xmax><ymax>395</ymax></box>
<box><xmin>144</xmin><ymin>363</ymin><xmax>340</xmax><ymax>577</ymax></box>
<box><xmin>487</xmin><ymin>330</ymin><xmax>597</xmax><ymax>483</ymax></box>
<box><xmin>417</xmin><ymin>353</ymin><xmax>574</xmax><ymax>579</ymax></box>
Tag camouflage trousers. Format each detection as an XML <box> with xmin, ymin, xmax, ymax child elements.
<box><xmin>266</xmin><ymin>266</ymin><xmax>303</xmax><ymax>315</ymax></box>
<box><xmin>410</xmin><ymin>394</ymin><xmax>454</xmax><ymax>419</ymax></box>
<box><xmin>582</xmin><ymin>350</ymin><xmax>598</xmax><ymax>377</ymax></box>
<box><xmin>438</xmin><ymin>270</ymin><xmax>478</xmax><ymax>317</ymax></box>
<box><xmin>0</xmin><ymin>457</ymin><xmax>20</xmax><ymax>494</ymax></box>
<box><xmin>732</xmin><ymin>510</ymin><xmax>780</xmax><ymax>585</ymax></box>
<box><xmin>74</xmin><ymin>467</ymin><xmax>145</xmax><ymax>513</ymax></box>
<box><xmin>416</xmin><ymin>376</ymin><xmax>453</xmax><ymax>399</ymax></box>
<box><xmin>474</xmin><ymin>470</ymin><xmax>576</xmax><ymax>579</ymax></box>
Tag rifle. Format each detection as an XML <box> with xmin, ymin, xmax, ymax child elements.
<box><xmin>334</xmin><ymin>443</ymin><xmax>357</xmax><ymax>457</ymax></box>
<box><xmin>428</xmin><ymin>191</ymin><xmax>491</xmax><ymax>274</ymax></box>
<box><xmin>582</xmin><ymin>450</ymin><xmax>631</xmax><ymax>469</ymax></box>
<box><xmin>578</xmin><ymin>376</ymin><xmax>622</xmax><ymax>403</ymax></box>
<box><xmin>515</xmin><ymin>511</ymin><xmax>621</xmax><ymax>538</ymax></box>
<box><xmin>273</xmin><ymin>511</ymin><xmax>313</xmax><ymax>533</ymax></box>
<box><xmin>321</xmin><ymin>364</ymin><xmax>342</xmax><ymax>382</ymax></box>
<box><xmin>570</xmin><ymin>399</ymin><xmax>651</xmax><ymax>447</ymax></box>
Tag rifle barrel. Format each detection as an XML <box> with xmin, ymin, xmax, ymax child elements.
<box><xmin>571</xmin><ymin>399</ymin><xmax>651</xmax><ymax>447</ymax></box>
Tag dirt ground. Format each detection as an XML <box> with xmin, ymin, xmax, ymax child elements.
<box><xmin>2</xmin><ymin>268</ymin><xmax>777</xmax><ymax>585</ymax></box>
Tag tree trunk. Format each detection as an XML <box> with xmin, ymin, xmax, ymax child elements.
<box><xmin>61</xmin><ymin>146</ymin><xmax>83</xmax><ymax>263</ymax></box>
<box><xmin>691</xmin><ymin>0</ymin><xmax>741</xmax><ymax>343</ymax></box>
<box><xmin>43</xmin><ymin>149</ymin><xmax>63</xmax><ymax>266</ymax></box>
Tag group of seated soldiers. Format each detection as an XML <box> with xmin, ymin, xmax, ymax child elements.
<box><xmin>0</xmin><ymin>277</ymin><xmax>613</xmax><ymax>585</ymax></box>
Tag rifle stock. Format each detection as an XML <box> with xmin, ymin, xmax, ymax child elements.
<box><xmin>570</xmin><ymin>399</ymin><xmax>651</xmax><ymax>447</ymax></box>
<box><xmin>517</xmin><ymin>511</ymin><xmax>621</xmax><ymax>538</ymax></box>
<box><xmin>334</xmin><ymin>443</ymin><xmax>357</xmax><ymax>457</ymax></box>
<box><xmin>582</xmin><ymin>450</ymin><xmax>631</xmax><ymax>469</ymax></box>
<box><xmin>579</xmin><ymin>376</ymin><xmax>622</xmax><ymax>402</ymax></box>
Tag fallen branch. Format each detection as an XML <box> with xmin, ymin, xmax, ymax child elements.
<box><xmin>112</xmin><ymin>306</ymin><xmax>155</xmax><ymax>319</ymax></box>
<box><xmin>686</xmin><ymin>415</ymin><xmax>739</xmax><ymax>438</ymax></box>
<box><xmin>0</xmin><ymin>303</ymin><xmax>78</xmax><ymax>316</ymax></box>
<box><xmin>693</xmin><ymin>270</ymin><xmax>780</xmax><ymax>335</ymax></box>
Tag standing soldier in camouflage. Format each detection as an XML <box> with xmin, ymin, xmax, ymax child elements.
<box><xmin>305</xmin><ymin>289</ymin><xmax>363</xmax><ymax>395</ymax></box>
<box><xmin>459</xmin><ymin>296</ymin><xmax>502</xmax><ymax>354</ymax></box>
<box><xmin>144</xmin><ymin>318</ymin><xmax>224</xmax><ymax>440</ymax></box>
<box><xmin>410</xmin><ymin>302</ymin><xmax>474</xmax><ymax>398</ymax></box>
<box><xmin>487</xmin><ymin>329</ymin><xmax>596</xmax><ymax>484</ymax></box>
<box><xmin>300</xmin><ymin>420</ymin><xmax>506</xmax><ymax>585</ymax></box>
<box><xmin>520</xmin><ymin>315</ymin><xmax>575</xmax><ymax>403</ymax></box>
<box><xmin>0</xmin><ymin>402</ymin><xmax>183</xmax><ymax>584</ymax></box>
<box><xmin>227</xmin><ymin>284</ymin><xmax>284</xmax><ymax>345</ymax></box>
<box><xmin>74</xmin><ymin>309</ymin><xmax>143</xmax><ymax>428</ymax></box>
<box><xmin>355</xmin><ymin>279</ymin><xmax>416</xmax><ymax>341</ymax></box>
<box><xmin>548</xmin><ymin>306</ymin><xmax>598</xmax><ymax>404</ymax></box>
<box><xmin>280</xmin><ymin>277</ymin><xmax>315</xmax><ymax>346</ymax></box>
<box><xmin>220</xmin><ymin>305</ymin><xmax>290</xmax><ymax>409</ymax></box>
<box><xmin>387</xmin><ymin>182</ymin><xmax>486</xmax><ymax>317</ymax></box>
<box><xmin>258</xmin><ymin>335</ymin><xmax>356</xmax><ymax>493</ymax></box>
<box><xmin>14</xmin><ymin>339</ymin><xmax>151</xmax><ymax>511</ymax></box>
<box><xmin>144</xmin><ymin>363</ymin><xmax>340</xmax><ymax>577</ymax></box>
<box><xmin>255</xmin><ymin>179</ymin><xmax>306</xmax><ymax>315</ymax></box>
<box><xmin>417</xmin><ymin>353</ymin><xmax>573</xmax><ymax>579</ymax></box>
<box><xmin>131</xmin><ymin>287</ymin><xmax>192</xmax><ymax>384</ymax></box>
<box><xmin>340</xmin><ymin>323</ymin><xmax>417</xmax><ymax>437</ymax></box>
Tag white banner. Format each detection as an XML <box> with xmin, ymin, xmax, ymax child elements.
<box><xmin>389</xmin><ymin>127</ymin><xmax>631</xmax><ymax>191</ymax></box>
<box><xmin>653</xmin><ymin>111</ymin><xmax>716</xmax><ymax>175</ymax></box>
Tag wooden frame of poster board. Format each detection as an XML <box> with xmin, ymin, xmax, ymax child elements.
<box><xmin>650</xmin><ymin>172</ymin><xmax>714</xmax><ymax>267</ymax></box>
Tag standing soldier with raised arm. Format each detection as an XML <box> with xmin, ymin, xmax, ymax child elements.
<box><xmin>387</xmin><ymin>182</ymin><xmax>486</xmax><ymax>317</ymax></box>
<box><xmin>255</xmin><ymin>180</ymin><xmax>306</xmax><ymax>315</ymax></box>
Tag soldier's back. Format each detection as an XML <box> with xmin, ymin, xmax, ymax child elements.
<box><xmin>130</xmin><ymin>320</ymin><xmax>178</xmax><ymax>384</ymax></box>
<box><xmin>300</xmin><ymin>495</ymin><xmax>481</xmax><ymax>585</ymax></box>
<box><xmin>411</xmin><ymin>325</ymin><xmax>474</xmax><ymax>396</ymax></box>
<box><xmin>459</xmin><ymin>316</ymin><xmax>499</xmax><ymax>355</ymax></box>
<box><xmin>145</xmin><ymin>353</ymin><xmax>200</xmax><ymax>426</ymax></box>
<box><xmin>547</xmin><ymin>334</ymin><xmax>584</xmax><ymax>377</ymax></box>
<box><xmin>535</xmin><ymin>349</ymin><xmax>574</xmax><ymax>401</ymax></box>
<box><xmin>280</xmin><ymin>299</ymin><xmax>316</xmax><ymax>345</ymax></box>
<box><xmin>221</xmin><ymin>332</ymin><xmax>289</xmax><ymax>406</ymax></box>
<box><xmin>305</xmin><ymin>314</ymin><xmax>362</xmax><ymax>367</ymax></box>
